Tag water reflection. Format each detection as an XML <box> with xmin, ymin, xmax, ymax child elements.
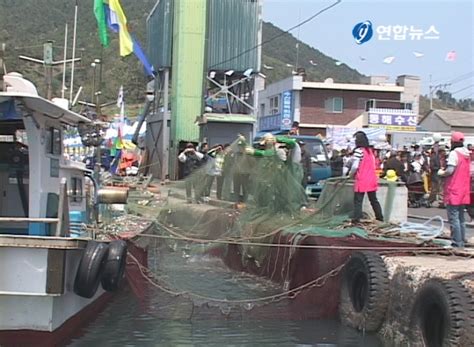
<box><xmin>69</xmin><ymin>287</ymin><xmax>384</xmax><ymax>346</ymax></box>
<box><xmin>68</xmin><ymin>282</ymin><xmax>386</xmax><ymax>346</ymax></box>
<box><xmin>68</xmin><ymin>242</ymin><xmax>386</xmax><ymax>346</ymax></box>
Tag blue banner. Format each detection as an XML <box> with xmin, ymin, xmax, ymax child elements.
<box><xmin>280</xmin><ymin>91</ymin><xmax>292</xmax><ymax>130</ymax></box>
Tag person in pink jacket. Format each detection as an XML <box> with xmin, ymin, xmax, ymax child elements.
<box><xmin>438</xmin><ymin>132</ymin><xmax>471</xmax><ymax>247</ymax></box>
<box><xmin>349</xmin><ymin>131</ymin><xmax>384</xmax><ymax>223</ymax></box>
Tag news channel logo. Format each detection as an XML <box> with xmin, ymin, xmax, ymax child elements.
<box><xmin>352</xmin><ymin>20</ymin><xmax>373</xmax><ymax>44</ymax></box>
<box><xmin>353</xmin><ymin>20</ymin><xmax>440</xmax><ymax>43</ymax></box>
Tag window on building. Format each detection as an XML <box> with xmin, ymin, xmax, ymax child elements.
<box><xmin>46</xmin><ymin>127</ymin><xmax>62</xmax><ymax>155</ymax></box>
<box><xmin>325</xmin><ymin>97</ymin><xmax>343</xmax><ymax>113</ymax></box>
<box><xmin>269</xmin><ymin>95</ymin><xmax>280</xmax><ymax>115</ymax></box>
<box><xmin>260</xmin><ymin>103</ymin><xmax>265</xmax><ymax>117</ymax></box>
<box><xmin>70</xmin><ymin>177</ymin><xmax>83</xmax><ymax>203</ymax></box>
<box><xmin>365</xmin><ymin>99</ymin><xmax>375</xmax><ymax>111</ymax></box>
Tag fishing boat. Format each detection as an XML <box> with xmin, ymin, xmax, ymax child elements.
<box><xmin>0</xmin><ymin>72</ymin><xmax>132</xmax><ymax>345</ymax></box>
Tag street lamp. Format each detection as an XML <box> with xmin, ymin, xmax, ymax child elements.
<box><xmin>94</xmin><ymin>59</ymin><xmax>101</xmax><ymax>116</ymax></box>
<box><xmin>91</xmin><ymin>62</ymin><xmax>97</xmax><ymax>106</ymax></box>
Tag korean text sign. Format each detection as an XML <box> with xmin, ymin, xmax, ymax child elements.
<box><xmin>368</xmin><ymin>111</ymin><xmax>417</xmax><ymax>131</ymax></box>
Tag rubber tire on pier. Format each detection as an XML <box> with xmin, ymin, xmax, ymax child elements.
<box><xmin>339</xmin><ymin>251</ymin><xmax>389</xmax><ymax>332</ymax></box>
<box><xmin>101</xmin><ymin>240</ymin><xmax>128</xmax><ymax>292</ymax></box>
<box><xmin>74</xmin><ymin>241</ymin><xmax>109</xmax><ymax>298</ymax></box>
<box><xmin>410</xmin><ymin>279</ymin><xmax>474</xmax><ymax>347</ymax></box>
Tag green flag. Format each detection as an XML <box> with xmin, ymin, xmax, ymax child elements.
<box><xmin>94</xmin><ymin>0</ymin><xmax>109</xmax><ymax>47</ymax></box>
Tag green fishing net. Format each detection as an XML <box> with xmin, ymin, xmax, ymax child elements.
<box><xmin>126</xmin><ymin>136</ymin><xmax>400</xmax><ymax>265</ymax></box>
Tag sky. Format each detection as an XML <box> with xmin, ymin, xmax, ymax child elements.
<box><xmin>263</xmin><ymin>0</ymin><xmax>474</xmax><ymax>97</ymax></box>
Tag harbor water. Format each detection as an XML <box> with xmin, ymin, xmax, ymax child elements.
<box><xmin>68</xmin><ymin>239</ymin><xmax>387</xmax><ymax>346</ymax></box>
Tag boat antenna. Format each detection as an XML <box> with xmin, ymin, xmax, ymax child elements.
<box><xmin>72</xmin><ymin>85</ymin><xmax>83</xmax><ymax>107</ymax></box>
<box><xmin>69</xmin><ymin>0</ymin><xmax>78</xmax><ymax>105</ymax></box>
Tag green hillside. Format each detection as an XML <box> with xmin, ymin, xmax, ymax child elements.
<box><xmin>261</xmin><ymin>22</ymin><xmax>363</xmax><ymax>84</ymax></box>
<box><xmin>0</xmin><ymin>0</ymin><xmax>155</xmax><ymax>112</ymax></box>
<box><xmin>0</xmin><ymin>0</ymin><xmax>364</xmax><ymax>116</ymax></box>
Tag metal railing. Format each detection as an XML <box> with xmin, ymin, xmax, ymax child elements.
<box><xmin>0</xmin><ymin>178</ymin><xmax>70</xmax><ymax>237</ymax></box>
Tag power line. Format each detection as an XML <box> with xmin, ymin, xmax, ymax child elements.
<box><xmin>458</xmin><ymin>90</ymin><xmax>474</xmax><ymax>99</ymax></box>
<box><xmin>451</xmin><ymin>83</ymin><xmax>474</xmax><ymax>95</ymax></box>
<box><xmin>447</xmin><ymin>71</ymin><xmax>474</xmax><ymax>85</ymax></box>
<box><xmin>208</xmin><ymin>0</ymin><xmax>342</xmax><ymax>69</ymax></box>
<box><xmin>422</xmin><ymin>71</ymin><xmax>474</xmax><ymax>86</ymax></box>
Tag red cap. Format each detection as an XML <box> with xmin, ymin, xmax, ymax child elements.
<box><xmin>451</xmin><ymin>131</ymin><xmax>464</xmax><ymax>142</ymax></box>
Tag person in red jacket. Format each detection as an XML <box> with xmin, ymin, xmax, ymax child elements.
<box><xmin>438</xmin><ymin>132</ymin><xmax>471</xmax><ymax>247</ymax></box>
<box><xmin>349</xmin><ymin>131</ymin><xmax>384</xmax><ymax>223</ymax></box>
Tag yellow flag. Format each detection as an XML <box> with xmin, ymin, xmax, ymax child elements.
<box><xmin>108</xmin><ymin>0</ymin><xmax>133</xmax><ymax>56</ymax></box>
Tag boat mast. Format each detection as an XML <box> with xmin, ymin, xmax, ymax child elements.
<box><xmin>69</xmin><ymin>0</ymin><xmax>78</xmax><ymax>105</ymax></box>
<box><xmin>61</xmin><ymin>23</ymin><xmax>68</xmax><ymax>99</ymax></box>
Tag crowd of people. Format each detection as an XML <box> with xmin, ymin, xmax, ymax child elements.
<box><xmin>177</xmin><ymin>133</ymin><xmax>305</xmax><ymax>215</ymax></box>
<box><xmin>328</xmin><ymin>138</ymin><xmax>474</xmax><ymax>208</ymax></box>
<box><xmin>178</xmin><ymin>131</ymin><xmax>473</xmax><ymax>247</ymax></box>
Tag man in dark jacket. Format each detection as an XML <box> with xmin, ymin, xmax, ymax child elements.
<box><xmin>300</xmin><ymin>141</ymin><xmax>312</xmax><ymax>187</ymax></box>
<box><xmin>299</xmin><ymin>141</ymin><xmax>311</xmax><ymax>206</ymax></box>
<box><xmin>330</xmin><ymin>150</ymin><xmax>343</xmax><ymax>177</ymax></box>
<box><xmin>383</xmin><ymin>150</ymin><xmax>406</xmax><ymax>181</ymax></box>
<box><xmin>178</xmin><ymin>143</ymin><xmax>204</xmax><ymax>203</ymax></box>
<box><xmin>429</xmin><ymin>143</ymin><xmax>441</xmax><ymax>203</ymax></box>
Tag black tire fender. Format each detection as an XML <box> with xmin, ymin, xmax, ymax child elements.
<box><xmin>101</xmin><ymin>240</ymin><xmax>128</xmax><ymax>292</ymax></box>
<box><xmin>74</xmin><ymin>241</ymin><xmax>109</xmax><ymax>298</ymax></box>
<box><xmin>339</xmin><ymin>251</ymin><xmax>389</xmax><ymax>332</ymax></box>
<box><xmin>410</xmin><ymin>278</ymin><xmax>474</xmax><ymax>347</ymax></box>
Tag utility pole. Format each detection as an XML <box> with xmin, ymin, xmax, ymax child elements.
<box><xmin>429</xmin><ymin>85</ymin><xmax>435</xmax><ymax>110</ymax></box>
<box><xmin>429</xmin><ymin>77</ymin><xmax>451</xmax><ymax>110</ymax></box>
<box><xmin>295</xmin><ymin>8</ymin><xmax>301</xmax><ymax>71</ymax></box>
<box><xmin>19</xmin><ymin>41</ymin><xmax>81</xmax><ymax>101</ymax></box>
<box><xmin>162</xmin><ymin>68</ymin><xmax>170</xmax><ymax>180</ymax></box>
<box><xmin>44</xmin><ymin>41</ymin><xmax>54</xmax><ymax>100</ymax></box>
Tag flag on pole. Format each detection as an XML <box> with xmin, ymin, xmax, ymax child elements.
<box><xmin>110</xmin><ymin>127</ymin><xmax>123</xmax><ymax>173</ymax></box>
<box><xmin>117</xmin><ymin>85</ymin><xmax>125</xmax><ymax>124</ymax></box>
<box><xmin>131</xmin><ymin>35</ymin><xmax>156</xmax><ymax>77</ymax></box>
<box><xmin>107</xmin><ymin>0</ymin><xmax>134</xmax><ymax>56</ymax></box>
<box><xmin>93</xmin><ymin>0</ymin><xmax>156</xmax><ymax>77</ymax></box>
<box><xmin>93</xmin><ymin>0</ymin><xmax>109</xmax><ymax>47</ymax></box>
<box><xmin>117</xmin><ymin>85</ymin><xmax>123</xmax><ymax>108</ymax></box>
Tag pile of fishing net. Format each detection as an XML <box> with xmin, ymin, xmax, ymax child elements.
<box><xmin>139</xmin><ymin>137</ymin><xmax>402</xmax><ymax>265</ymax></box>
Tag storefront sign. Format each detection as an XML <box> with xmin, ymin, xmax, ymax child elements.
<box><xmin>281</xmin><ymin>91</ymin><xmax>292</xmax><ymax>130</ymax></box>
<box><xmin>260</xmin><ymin>115</ymin><xmax>281</xmax><ymax>131</ymax></box>
<box><xmin>368</xmin><ymin>110</ymin><xmax>417</xmax><ymax>131</ymax></box>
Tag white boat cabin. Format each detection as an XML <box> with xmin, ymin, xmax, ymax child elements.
<box><xmin>0</xmin><ymin>72</ymin><xmax>92</xmax><ymax>236</ymax></box>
